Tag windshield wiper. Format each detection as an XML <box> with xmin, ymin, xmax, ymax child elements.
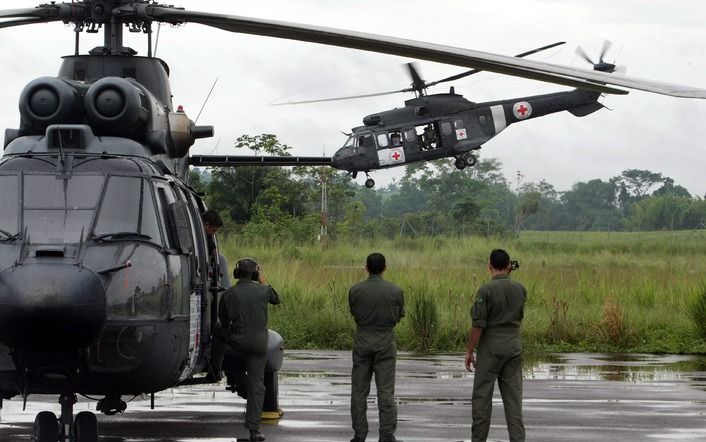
<box><xmin>92</xmin><ymin>232</ymin><xmax>152</xmax><ymax>242</ymax></box>
<box><xmin>0</xmin><ymin>229</ymin><xmax>19</xmax><ymax>241</ymax></box>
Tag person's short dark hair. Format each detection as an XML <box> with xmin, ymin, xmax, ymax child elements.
<box><xmin>202</xmin><ymin>209</ymin><xmax>223</xmax><ymax>227</ymax></box>
<box><xmin>489</xmin><ymin>249</ymin><xmax>511</xmax><ymax>271</ymax></box>
<box><xmin>366</xmin><ymin>253</ymin><xmax>386</xmax><ymax>275</ymax></box>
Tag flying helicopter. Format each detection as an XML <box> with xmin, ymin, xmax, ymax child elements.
<box><xmin>264</xmin><ymin>41</ymin><xmax>655</xmax><ymax>188</ymax></box>
<box><xmin>271</xmin><ymin>41</ymin><xmax>597</xmax><ymax>188</ymax></box>
<box><xmin>198</xmin><ymin>40</ymin><xmax>706</xmax><ymax>188</ymax></box>
<box><xmin>1</xmin><ymin>2</ymin><xmax>706</xmax><ymax>442</ymax></box>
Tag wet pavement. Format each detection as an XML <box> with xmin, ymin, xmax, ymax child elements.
<box><xmin>1</xmin><ymin>351</ymin><xmax>705</xmax><ymax>441</ymax></box>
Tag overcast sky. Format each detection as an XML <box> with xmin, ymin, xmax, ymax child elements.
<box><xmin>2</xmin><ymin>0</ymin><xmax>706</xmax><ymax>196</ymax></box>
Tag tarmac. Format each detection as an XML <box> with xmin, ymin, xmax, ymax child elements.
<box><xmin>0</xmin><ymin>351</ymin><xmax>705</xmax><ymax>441</ymax></box>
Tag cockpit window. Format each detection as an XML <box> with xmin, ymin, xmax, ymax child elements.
<box><xmin>344</xmin><ymin>135</ymin><xmax>355</xmax><ymax>148</ymax></box>
<box><xmin>359</xmin><ymin>134</ymin><xmax>374</xmax><ymax>148</ymax></box>
<box><xmin>94</xmin><ymin>176</ymin><xmax>162</xmax><ymax>244</ymax></box>
<box><xmin>25</xmin><ymin>174</ymin><xmax>102</xmax><ymax>208</ymax></box>
<box><xmin>23</xmin><ymin>174</ymin><xmax>104</xmax><ymax>243</ymax></box>
<box><xmin>0</xmin><ymin>175</ymin><xmax>19</xmax><ymax>236</ymax></box>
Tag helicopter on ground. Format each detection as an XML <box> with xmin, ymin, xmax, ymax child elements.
<box><xmin>1</xmin><ymin>2</ymin><xmax>706</xmax><ymax>442</ymax></box>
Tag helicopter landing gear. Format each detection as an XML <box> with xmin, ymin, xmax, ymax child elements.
<box><xmin>32</xmin><ymin>394</ymin><xmax>99</xmax><ymax>442</ymax></box>
<box><xmin>33</xmin><ymin>411</ymin><xmax>59</xmax><ymax>442</ymax></box>
<box><xmin>454</xmin><ymin>153</ymin><xmax>477</xmax><ymax>170</ymax></box>
<box><xmin>464</xmin><ymin>153</ymin><xmax>477</xmax><ymax>167</ymax></box>
<box><xmin>364</xmin><ymin>173</ymin><xmax>375</xmax><ymax>188</ymax></box>
<box><xmin>72</xmin><ymin>411</ymin><xmax>98</xmax><ymax>442</ymax></box>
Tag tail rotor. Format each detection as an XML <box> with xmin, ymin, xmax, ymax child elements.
<box><xmin>575</xmin><ymin>40</ymin><xmax>617</xmax><ymax>73</ymax></box>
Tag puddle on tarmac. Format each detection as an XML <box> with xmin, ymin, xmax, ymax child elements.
<box><xmin>523</xmin><ymin>353</ymin><xmax>706</xmax><ymax>389</ymax></box>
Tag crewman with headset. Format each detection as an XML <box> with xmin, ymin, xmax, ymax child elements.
<box><xmin>219</xmin><ymin>258</ymin><xmax>280</xmax><ymax>442</ymax></box>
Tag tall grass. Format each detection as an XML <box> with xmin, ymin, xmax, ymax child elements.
<box><xmin>688</xmin><ymin>285</ymin><xmax>706</xmax><ymax>340</ymax></box>
<box><xmin>407</xmin><ymin>290</ymin><xmax>439</xmax><ymax>353</ymax></box>
<box><xmin>221</xmin><ymin>231</ymin><xmax>706</xmax><ymax>354</ymax></box>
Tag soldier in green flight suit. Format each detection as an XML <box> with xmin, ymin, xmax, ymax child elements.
<box><xmin>219</xmin><ymin>258</ymin><xmax>280</xmax><ymax>442</ymax></box>
<box><xmin>465</xmin><ymin>249</ymin><xmax>526</xmax><ymax>442</ymax></box>
<box><xmin>348</xmin><ymin>252</ymin><xmax>405</xmax><ymax>442</ymax></box>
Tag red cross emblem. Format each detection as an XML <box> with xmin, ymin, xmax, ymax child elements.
<box><xmin>392</xmin><ymin>151</ymin><xmax>401</xmax><ymax>161</ymax></box>
<box><xmin>513</xmin><ymin>101</ymin><xmax>532</xmax><ymax>119</ymax></box>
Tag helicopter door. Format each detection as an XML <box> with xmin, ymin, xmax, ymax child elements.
<box><xmin>403</xmin><ymin>128</ymin><xmax>421</xmax><ymax>153</ymax></box>
<box><xmin>153</xmin><ymin>182</ymin><xmax>190</xmax><ymax>321</ymax></box>
<box><xmin>439</xmin><ymin>120</ymin><xmax>455</xmax><ymax>148</ymax></box>
<box><xmin>357</xmin><ymin>133</ymin><xmax>377</xmax><ymax>167</ymax></box>
<box><xmin>174</xmin><ymin>185</ymin><xmax>208</xmax><ymax>373</ymax></box>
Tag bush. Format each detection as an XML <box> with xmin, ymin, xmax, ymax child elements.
<box><xmin>596</xmin><ymin>297</ymin><xmax>633</xmax><ymax>347</ymax></box>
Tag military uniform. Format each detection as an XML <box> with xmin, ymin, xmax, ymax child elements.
<box><xmin>348</xmin><ymin>274</ymin><xmax>405</xmax><ymax>442</ymax></box>
<box><xmin>471</xmin><ymin>274</ymin><xmax>527</xmax><ymax>442</ymax></box>
<box><xmin>219</xmin><ymin>279</ymin><xmax>280</xmax><ymax>434</ymax></box>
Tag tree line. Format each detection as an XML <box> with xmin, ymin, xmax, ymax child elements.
<box><xmin>190</xmin><ymin>134</ymin><xmax>706</xmax><ymax>241</ymax></box>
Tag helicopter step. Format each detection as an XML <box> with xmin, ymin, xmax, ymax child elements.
<box><xmin>454</xmin><ymin>153</ymin><xmax>477</xmax><ymax>170</ymax></box>
<box><xmin>32</xmin><ymin>394</ymin><xmax>99</xmax><ymax>442</ymax></box>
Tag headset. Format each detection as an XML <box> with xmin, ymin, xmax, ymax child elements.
<box><xmin>233</xmin><ymin>258</ymin><xmax>260</xmax><ymax>281</ymax></box>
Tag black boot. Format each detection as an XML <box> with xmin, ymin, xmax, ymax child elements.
<box><xmin>249</xmin><ymin>430</ymin><xmax>265</xmax><ymax>441</ymax></box>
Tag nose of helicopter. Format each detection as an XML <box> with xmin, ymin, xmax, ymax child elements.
<box><xmin>0</xmin><ymin>264</ymin><xmax>106</xmax><ymax>351</ymax></box>
<box><xmin>331</xmin><ymin>146</ymin><xmax>354</xmax><ymax>170</ymax></box>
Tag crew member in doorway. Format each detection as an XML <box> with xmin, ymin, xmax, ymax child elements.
<box><xmin>390</xmin><ymin>131</ymin><xmax>402</xmax><ymax>147</ymax></box>
<box><xmin>202</xmin><ymin>209</ymin><xmax>223</xmax><ymax>262</ymax></box>
<box><xmin>465</xmin><ymin>249</ymin><xmax>526</xmax><ymax>442</ymax></box>
<box><xmin>201</xmin><ymin>209</ymin><xmax>227</xmax><ymax>381</ymax></box>
<box><xmin>422</xmin><ymin>124</ymin><xmax>436</xmax><ymax>150</ymax></box>
<box><xmin>348</xmin><ymin>253</ymin><xmax>405</xmax><ymax>442</ymax></box>
<box><xmin>220</xmin><ymin>258</ymin><xmax>280</xmax><ymax>442</ymax></box>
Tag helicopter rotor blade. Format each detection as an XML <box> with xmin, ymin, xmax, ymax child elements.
<box><xmin>599</xmin><ymin>39</ymin><xmax>613</xmax><ymax>63</ymax></box>
<box><xmin>270</xmin><ymin>88</ymin><xmax>407</xmax><ymax>106</ymax></box>
<box><xmin>426</xmin><ymin>41</ymin><xmax>566</xmax><ymax>88</ymax></box>
<box><xmin>0</xmin><ymin>7</ymin><xmax>61</xmax><ymax>19</ymax></box>
<box><xmin>0</xmin><ymin>4</ymin><xmax>84</xmax><ymax>28</ymax></box>
<box><xmin>145</xmin><ymin>7</ymin><xmax>636</xmax><ymax>95</ymax></box>
<box><xmin>405</xmin><ymin>62</ymin><xmax>426</xmax><ymax>94</ymax></box>
<box><xmin>575</xmin><ymin>45</ymin><xmax>595</xmax><ymax>65</ymax></box>
<box><xmin>2</xmin><ymin>4</ymin><xmax>703</xmax><ymax>98</ymax></box>
<box><xmin>0</xmin><ymin>17</ymin><xmax>49</xmax><ymax>29</ymax></box>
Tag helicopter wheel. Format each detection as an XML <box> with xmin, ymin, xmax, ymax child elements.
<box><xmin>464</xmin><ymin>154</ymin><xmax>477</xmax><ymax>167</ymax></box>
<box><xmin>71</xmin><ymin>411</ymin><xmax>99</xmax><ymax>442</ymax></box>
<box><xmin>33</xmin><ymin>411</ymin><xmax>59</xmax><ymax>442</ymax></box>
<box><xmin>454</xmin><ymin>157</ymin><xmax>466</xmax><ymax>170</ymax></box>
<box><xmin>364</xmin><ymin>178</ymin><xmax>375</xmax><ymax>188</ymax></box>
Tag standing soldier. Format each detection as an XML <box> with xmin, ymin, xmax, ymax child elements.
<box><xmin>219</xmin><ymin>258</ymin><xmax>280</xmax><ymax>442</ymax></box>
<box><xmin>465</xmin><ymin>249</ymin><xmax>526</xmax><ymax>442</ymax></box>
<box><xmin>348</xmin><ymin>253</ymin><xmax>405</xmax><ymax>442</ymax></box>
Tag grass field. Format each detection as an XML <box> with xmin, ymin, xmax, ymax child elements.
<box><xmin>219</xmin><ymin>230</ymin><xmax>706</xmax><ymax>354</ymax></box>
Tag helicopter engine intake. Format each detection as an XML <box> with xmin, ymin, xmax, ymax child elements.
<box><xmin>19</xmin><ymin>77</ymin><xmax>81</xmax><ymax>133</ymax></box>
<box><xmin>85</xmin><ymin>77</ymin><xmax>149</xmax><ymax>135</ymax></box>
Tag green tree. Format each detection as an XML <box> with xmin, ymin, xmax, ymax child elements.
<box><xmin>559</xmin><ymin>179</ymin><xmax>621</xmax><ymax>230</ymax></box>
